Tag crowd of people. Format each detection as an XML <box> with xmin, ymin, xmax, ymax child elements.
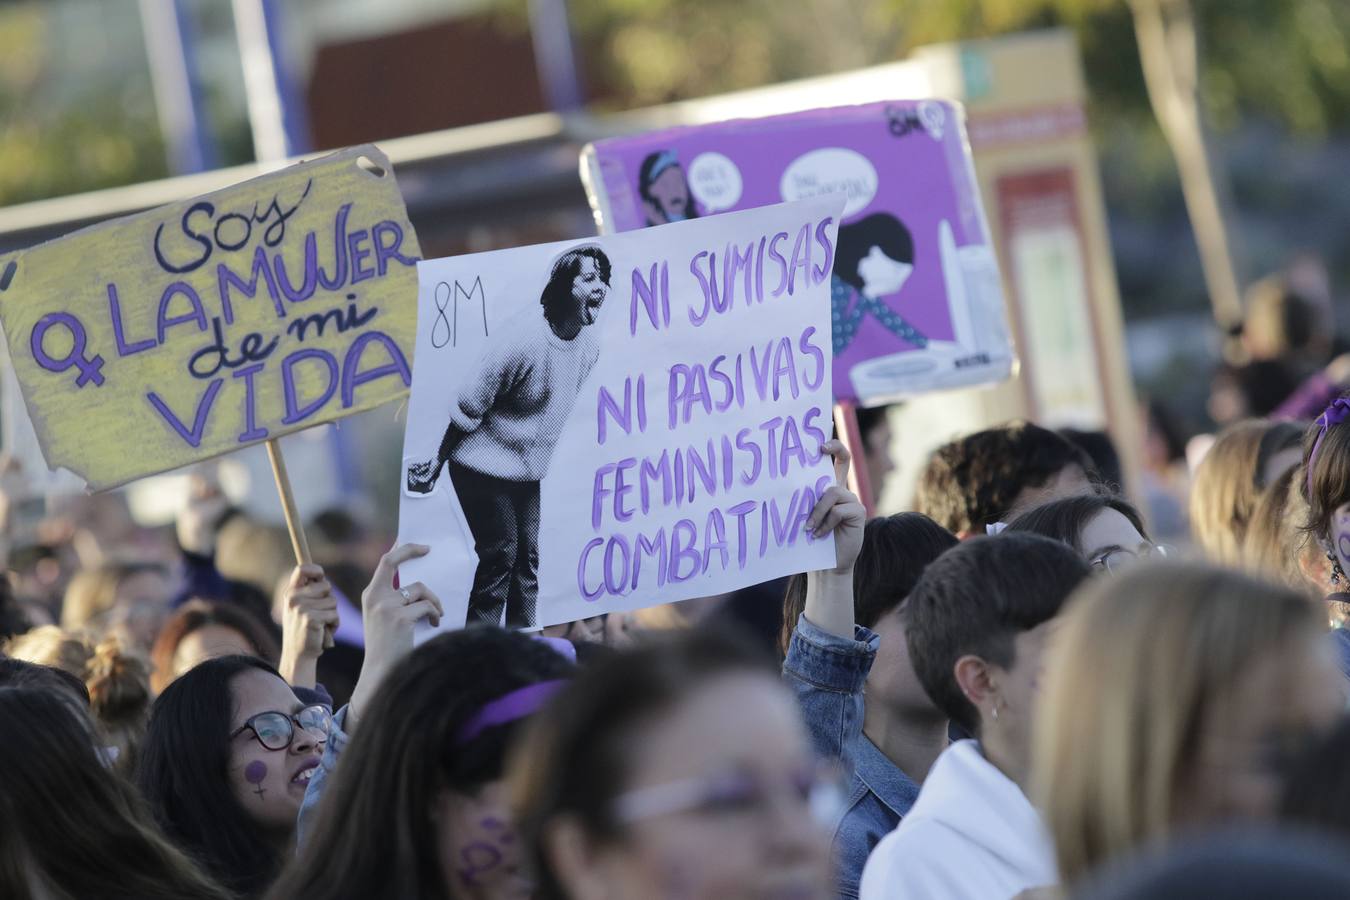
<box><xmin>6</xmin><ymin>275</ymin><xmax>1350</xmax><ymax>898</ymax></box>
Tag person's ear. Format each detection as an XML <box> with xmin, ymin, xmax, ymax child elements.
<box><xmin>543</xmin><ymin>815</ymin><xmax>612</xmax><ymax>900</ymax></box>
<box><xmin>954</xmin><ymin>654</ymin><xmax>997</xmax><ymax>717</ymax></box>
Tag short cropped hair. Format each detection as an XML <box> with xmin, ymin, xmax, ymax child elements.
<box><xmin>914</xmin><ymin>422</ymin><xmax>1095</xmax><ymax>534</ymax></box>
<box><xmin>778</xmin><ymin>513</ymin><xmax>958</xmax><ymax>653</ymax></box>
<box><xmin>905</xmin><ymin>532</ymin><xmax>1090</xmax><ymax>735</ymax></box>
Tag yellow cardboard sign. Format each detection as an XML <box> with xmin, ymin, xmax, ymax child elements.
<box><xmin>0</xmin><ymin>145</ymin><xmax>421</xmax><ymax>489</ymax></box>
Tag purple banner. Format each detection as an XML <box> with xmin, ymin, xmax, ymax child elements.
<box><xmin>583</xmin><ymin>101</ymin><xmax>1014</xmax><ymax>406</ymax></box>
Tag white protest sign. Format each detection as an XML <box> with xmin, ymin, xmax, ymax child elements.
<box><xmin>397</xmin><ymin>196</ymin><xmax>843</xmax><ymax>630</ymax></box>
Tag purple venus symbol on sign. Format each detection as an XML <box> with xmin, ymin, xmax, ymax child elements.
<box><xmin>30</xmin><ymin>312</ymin><xmax>105</xmax><ymax>388</ymax></box>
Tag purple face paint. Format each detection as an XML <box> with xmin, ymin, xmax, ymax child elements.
<box><xmin>1335</xmin><ymin>509</ymin><xmax>1350</xmax><ymax>580</ymax></box>
<box><xmin>457</xmin><ymin>841</ymin><xmax>504</xmax><ymax>889</ymax></box>
<box><xmin>244</xmin><ymin>760</ymin><xmax>268</xmax><ymax>800</ymax></box>
<box><xmin>481</xmin><ymin>817</ymin><xmax>514</xmax><ymax>844</ymax></box>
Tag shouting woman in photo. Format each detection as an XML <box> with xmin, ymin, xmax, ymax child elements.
<box><xmin>406</xmin><ymin>245</ymin><xmax>612</xmax><ymax>629</ymax></box>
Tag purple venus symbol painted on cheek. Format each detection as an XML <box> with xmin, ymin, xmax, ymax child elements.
<box><xmin>1335</xmin><ymin>513</ymin><xmax>1350</xmax><ymax>569</ymax></box>
<box><xmin>457</xmin><ymin>843</ymin><xmax>504</xmax><ymax>889</ymax></box>
<box><xmin>456</xmin><ymin>817</ymin><xmax>516</xmax><ymax>887</ymax></box>
<box><xmin>244</xmin><ymin>760</ymin><xmax>268</xmax><ymax>800</ymax></box>
<box><xmin>481</xmin><ymin>816</ymin><xmax>514</xmax><ymax>844</ymax></box>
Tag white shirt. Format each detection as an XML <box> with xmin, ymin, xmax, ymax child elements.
<box><xmin>859</xmin><ymin>740</ymin><xmax>1057</xmax><ymax>900</ymax></box>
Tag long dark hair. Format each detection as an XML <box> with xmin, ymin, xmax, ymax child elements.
<box><xmin>138</xmin><ymin>654</ymin><xmax>286</xmax><ymax>897</ymax></box>
<box><xmin>540</xmin><ymin>245</ymin><xmax>611</xmax><ymax>326</ymax></box>
<box><xmin>1005</xmin><ymin>494</ymin><xmax>1150</xmax><ymax>556</ymax></box>
<box><xmin>512</xmin><ymin>628</ymin><xmax>774</xmax><ymax>900</ymax></box>
<box><xmin>0</xmin><ymin>686</ymin><xmax>230</xmax><ymax>900</ymax></box>
<box><xmin>267</xmin><ymin>627</ymin><xmax>575</xmax><ymax>900</ymax></box>
<box><xmin>834</xmin><ymin>213</ymin><xmax>914</xmax><ymax>292</ymax></box>
<box><xmin>779</xmin><ymin>512</ymin><xmax>957</xmax><ymax>654</ymax></box>
<box><xmin>0</xmin><ymin>655</ymin><xmax>89</xmax><ymax>705</ymax></box>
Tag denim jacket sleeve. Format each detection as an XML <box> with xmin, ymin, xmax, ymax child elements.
<box><xmin>295</xmin><ymin>704</ymin><xmax>350</xmax><ymax>850</ymax></box>
<box><xmin>782</xmin><ymin>613</ymin><xmax>878</xmax><ymax>766</ymax></box>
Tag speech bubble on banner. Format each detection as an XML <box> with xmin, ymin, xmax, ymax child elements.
<box><xmin>0</xmin><ymin>145</ymin><xmax>421</xmax><ymax>490</ymax></box>
<box><xmin>688</xmin><ymin>152</ymin><xmax>743</xmax><ymax>212</ymax></box>
<box><xmin>780</xmin><ymin>147</ymin><xmax>879</xmax><ymax>218</ymax></box>
<box><xmin>583</xmin><ymin>101</ymin><xmax>1016</xmax><ymax>408</ymax></box>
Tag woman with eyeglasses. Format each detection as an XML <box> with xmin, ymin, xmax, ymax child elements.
<box><xmin>508</xmin><ymin>477</ymin><xmax>864</xmax><ymax>900</ymax></box>
<box><xmin>139</xmin><ymin>542</ymin><xmax>445</xmax><ymax>897</ymax></box>
<box><xmin>511</xmin><ymin>626</ymin><xmax>840</xmax><ymax>900</ymax></box>
<box><xmin>137</xmin><ymin>654</ymin><xmax>330</xmax><ymax>897</ymax></box>
<box><xmin>1005</xmin><ymin>494</ymin><xmax>1164</xmax><ymax>573</ymax></box>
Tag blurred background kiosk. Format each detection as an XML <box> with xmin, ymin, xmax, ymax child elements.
<box><xmin>0</xmin><ymin>27</ymin><xmax>1137</xmax><ymax>522</ymax></box>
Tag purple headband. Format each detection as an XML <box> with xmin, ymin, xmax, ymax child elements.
<box><xmin>1306</xmin><ymin>397</ymin><xmax>1350</xmax><ymax>496</ymax></box>
<box><xmin>455</xmin><ymin>680</ymin><xmax>567</xmax><ymax>746</ymax></box>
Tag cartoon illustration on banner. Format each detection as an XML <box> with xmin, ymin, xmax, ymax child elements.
<box><xmin>582</xmin><ymin>101</ymin><xmax>1014</xmax><ymax>406</ymax></box>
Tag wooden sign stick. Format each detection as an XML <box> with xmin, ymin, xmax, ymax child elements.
<box><xmin>265</xmin><ymin>437</ymin><xmax>334</xmax><ymax>649</ymax></box>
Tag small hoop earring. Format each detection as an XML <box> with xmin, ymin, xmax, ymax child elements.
<box><xmin>990</xmin><ymin>702</ymin><xmax>1000</xmax><ymax>722</ymax></box>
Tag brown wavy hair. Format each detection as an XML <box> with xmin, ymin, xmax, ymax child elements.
<box><xmin>149</xmin><ymin>599</ymin><xmax>280</xmax><ymax>694</ymax></box>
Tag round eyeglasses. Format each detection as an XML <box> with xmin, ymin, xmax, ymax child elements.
<box><xmin>612</xmin><ymin>761</ymin><xmax>845</xmax><ymax>828</ymax></box>
<box><xmin>1089</xmin><ymin>543</ymin><xmax>1169</xmax><ymax>573</ymax></box>
<box><xmin>229</xmin><ymin>704</ymin><xmax>331</xmax><ymax>751</ymax></box>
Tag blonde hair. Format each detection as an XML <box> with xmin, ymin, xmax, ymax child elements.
<box><xmin>4</xmin><ymin>624</ymin><xmax>93</xmax><ymax>676</ymax></box>
<box><xmin>214</xmin><ymin>516</ymin><xmax>293</xmax><ymax>601</ymax></box>
<box><xmin>85</xmin><ymin>635</ymin><xmax>152</xmax><ymax>773</ymax></box>
<box><xmin>60</xmin><ymin>567</ymin><xmax>124</xmax><ymax>633</ymax></box>
<box><xmin>1034</xmin><ymin>561</ymin><xmax>1320</xmax><ymax>885</ymax></box>
<box><xmin>1243</xmin><ymin>463</ymin><xmax>1325</xmax><ymax>599</ymax></box>
<box><xmin>3</xmin><ymin>626</ymin><xmax>151</xmax><ymax>774</ymax></box>
<box><xmin>59</xmin><ymin>560</ymin><xmax>167</xmax><ymax>636</ymax></box>
<box><xmin>1189</xmin><ymin>420</ymin><xmax>1294</xmax><ymax>564</ymax></box>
